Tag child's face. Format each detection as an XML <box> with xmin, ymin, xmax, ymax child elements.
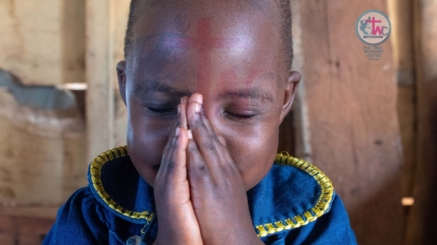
<box><xmin>117</xmin><ymin>1</ymin><xmax>300</xmax><ymax>190</ymax></box>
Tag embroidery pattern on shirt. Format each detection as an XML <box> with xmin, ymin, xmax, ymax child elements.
<box><xmin>90</xmin><ymin>147</ymin><xmax>333</xmax><ymax>236</ymax></box>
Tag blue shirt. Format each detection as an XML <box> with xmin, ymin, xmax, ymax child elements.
<box><xmin>43</xmin><ymin>146</ymin><xmax>357</xmax><ymax>244</ymax></box>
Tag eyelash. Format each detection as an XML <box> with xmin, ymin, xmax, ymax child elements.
<box><xmin>145</xmin><ymin>104</ymin><xmax>259</xmax><ymax>120</ymax></box>
<box><xmin>147</xmin><ymin>106</ymin><xmax>178</xmax><ymax>116</ymax></box>
<box><xmin>222</xmin><ymin>110</ymin><xmax>259</xmax><ymax>120</ymax></box>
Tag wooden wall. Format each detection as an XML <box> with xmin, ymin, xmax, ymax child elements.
<box><xmin>86</xmin><ymin>0</ymin><xmax>129</xmax><ymax>162</ymax></box>
<box><xmin>405</xmin><ymin>0</ymin><xmax>437</xmax><ymax>244</ymax></box>
<box><xmin>294</xmin><ymin>0</ymin><xmax>404</xmax><ymax>244</ymax></box>
<box><xmin>0</xmin><ymin>0</ymin><xmax>130</xmax><ymax>242</ymax></box>
<box><xmin>0</xmin><ymin>0</ymin><xmax>85</xmax><ymax>86</ymax></box>
<box><xmin>0</xmin><ymin>1</ymin><xmax>87</xmax><ymax>243</ymax></box>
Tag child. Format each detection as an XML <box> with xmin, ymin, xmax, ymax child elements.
<box><xmin>44</xmin><ymin>0</ymin><xmax>357</xmax><ymax>244</ymax></box>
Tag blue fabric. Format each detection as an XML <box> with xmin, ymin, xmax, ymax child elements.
<box><xmin>43</xmin><ymin>153</ymin><xmax>357</xmax><ymax>245</ymax></box>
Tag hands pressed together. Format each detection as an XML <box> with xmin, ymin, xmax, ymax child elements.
<box><xmin>153</xmin><ymin>94</ymin><xmax>263</xmax><ymax>245</ymax></box>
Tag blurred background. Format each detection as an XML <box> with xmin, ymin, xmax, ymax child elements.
<box><xmin>0</xmin><ymin>0</ymin><xmax>436</xmax><ymax>244</ymax></box>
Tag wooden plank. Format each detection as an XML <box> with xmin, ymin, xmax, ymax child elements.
<box><xmin>397</xmin><ymin>86</ymin><xmax>416</xmax><ymax>197</ymax></box>
<box><xmin>299</xmin><ymin>1</ymin><xmax>404</xmax><ymax>244</ymax></box>
<box><xmin>0</xmin><ymin>234</ymin><xmax>15</xmax><ymax>245</ymax></box>
<box><xmin>0</xmin><ymin>88</ymin><xmax>86</xmax><ymax>208</ymax></box>
<box><xmin>278</xmin><ymin>113</ymin><xmax>295</xmax><ymax>155</ymax></box>
<box><xmin>387</xmin><ymin>0</ymin><xmax>415</xmax><ymax>86</ymax></box>
<box><xmin>288</xmin><ymin>0</ymin><xmax>311</xmax><ymax>161</ymax></box>
<box><xmin>61</xmin><ymin>0</ymin><xmax>86</xmax><ymax>85</ymax></box>
<box><xmin>0</xmin><ymin>207</ymin><xmax>59</xmax><ymax>220</ymax></box>
<box><xmin>110</xmin><ymin>0</ymin><xmax>130</xmax><ymax>148</ymax></box>
<box><xmin>0</xmin><ymin>215</ymin><xmax>54</xmax><ymax>245</ymax></box>
<box><xmin>86</xmin><ymin>0</ymin><xmax>131</xmax><ymax>159</ymax></box>
<box><xmin>0</xmin><ymin>0</ymin><xmax>85</xmax><ymax>86</ymax></box>
<box><xmin>388</xmin><ymin>0</ymin><xmax>416</xmax><ymax>200</ymax></box>
<box><xmin>0</xmin><ymin>215</ymin><xmax>54</xmax><ymax>235</ymax></box>
<box><xmin>85</xmin><ymin>0</ymin><xmax>114</xmax><ymax>161</ymax></box>
<box><xmin>405</xmin><ymin>0</ymin><xmax>437</xmax><ymax>244</ymax></box>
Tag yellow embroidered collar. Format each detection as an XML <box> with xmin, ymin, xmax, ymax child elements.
<box><xmin>89</xmin><ymin>146</ymin><xmax>334</xmax><ymax>237</ymax></box>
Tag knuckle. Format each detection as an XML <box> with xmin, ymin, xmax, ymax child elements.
<box><xmin>202</xmin><ymin>141</ymin><xmax>215</xmax><ymax>151</ymax></box>
<box><xmin>188</xmin><ymin>142</ymin><xmax>197</xmax><ymax>152</ymax></box>
<box><xmin>196</xmin><ymin>164</ymin><xmax>207</xmax><ymax>172</ymax></box>
<box><xmin>189</xmin><ymin>159</ymin><xmax>208</xmax><ymax>173</ymax></box>
<box><xmin>210</xmin><ymin>133</ymin><xmax>220</xmax><ymax>142</ymax></box>
<box><xmin>160</xmin><ymin>157</ymin><xmax>176</xmax><ymax>170</ymax></box>
<box><xmin>190</xmin><ymin>118</ymin><xmax>203</xmax><ymax>129</ymax></box>
<box><xmin>166</xmin><ymin>160</ymin><xmax>176</xmax><ymax>170</ymax></box>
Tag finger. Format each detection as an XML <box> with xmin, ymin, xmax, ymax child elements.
<box><xmin>168</xmin><ymin>126</ymin><xmax>188</xmax><ymax>181</ymax></box>
<box><xmin>157</xmin><ymin>101</ymin><xmax>188</xmax><ymax>182</ymax></box>
<box><xmin>161</xmin><ymin>97</ymin><xmax>183</xmax><ymax>158</ymax></box>
<box><xmin>187</xmin><ymin>137</ymin><xmax>211</xmax><ymax>186</ymax></box>
<box><xmin>179</xmin><ymin>96</ymin><xmax>188</xmax><ymax>129</ymax></box>
<box><xmin>188</xmin><ymin>93</ymin><xmax>223</xmax><ymax>149</ymax></box>
<box><xmin>158</xmin><ymin>121</ymin><xmax>179</xmax><ymax>177</ymax></box>
<box><xmin>186</xmin><ymin>95</ymin><xmax>220</xmax><ymax>165</ymax></box>
<box><xmin>199</xmin><ymin>109</ymin><xmax>213</xmax><ymax>134</ymax></box>
<box><xmin>198</xmin><ymin>108</ymin><xmax>227</xmax><ymax>154</ymax></box>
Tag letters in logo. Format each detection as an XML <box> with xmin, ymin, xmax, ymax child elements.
<box><xmin>356</xmin><ymin>10</ymin><xmax>391</xmax><ymax>45</ymax></box>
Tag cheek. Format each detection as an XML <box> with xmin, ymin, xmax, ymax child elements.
<box><xmin>221</xmin><ymin>117</ymin><xmax>280</xmax><ymax>189</ymax></box>
<box><xmin>126</xmin><ymin>103</ymin><xmax>174</xmax><ymax>186</ymax></box>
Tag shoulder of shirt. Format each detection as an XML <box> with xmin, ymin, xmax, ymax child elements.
<box><xmin>252</xmin><ymin>152</ymin><xmax>336</xmax><ymax>238</ymax></box>
<box><xmin>55</xmin><ymin>186</ymin><xmax>108</xmax><ymax>224</ymax></box>
<box><xmin>87</xmin><ymin>146</ymin><xmax>155</xmax><ymax>224</ymax></box>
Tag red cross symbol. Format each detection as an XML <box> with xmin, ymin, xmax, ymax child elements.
<box><xmin>366</xmin><ymin>17</ymin><xmax>382</xmax><ymax>35</ymax></box>
<box><xmin>163</xmin><ymin>18</ymin><xmax>241</xmax><ymax>85</ymax></box>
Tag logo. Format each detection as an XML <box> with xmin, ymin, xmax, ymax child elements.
<box><xmin>356</xmin><ymin>10</ymin><xmax>391</xmax><ymax>45</ymax></box>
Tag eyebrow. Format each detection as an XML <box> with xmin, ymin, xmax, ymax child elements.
<box><xmin>133</xmin><ymin>81</ymin><xmax>274</xmax><ymax>102</ymax></box>
<box><xmin>132</xmin><ymin>79</ymin><xmax>190</xmax><ymax>98</ymax></box>
<box><xmin>218</xmin><ymin>88</ymin><xmax>274</xmax><ymax>102</ymax></box>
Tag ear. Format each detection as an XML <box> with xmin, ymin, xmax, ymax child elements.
<box><xmin>116</xmin><ymin>60</ymin><xmax>127</xmax><ymax>105</ymax></box>
<box><xmin>279</xmin><ymin>71</ymin><xmax>301</xmax><ymax>123</ymax></box>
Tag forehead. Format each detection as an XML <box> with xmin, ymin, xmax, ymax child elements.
<box><xmin>127</xmin><ymin>0</ymin><xmax>286</xmax><ymax>94</ymax></box>
<box><xmin>131</xmin><ymin>0</ymin><xmax>281</xmax><ymax>34</ymax></box>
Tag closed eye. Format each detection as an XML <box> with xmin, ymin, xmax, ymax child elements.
<box><xmin>222</xmin><ymin>110</ymin><xmax>260</xmax><ymax>120</ymax></box>
<box><xmin>146</xmin><ymin>105</ymin><xmax>178</xmax><ymax>116</ymax></box>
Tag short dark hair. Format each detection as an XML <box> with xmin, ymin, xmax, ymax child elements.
<box><xmin>124</xmin><ymin>0</ymin><xmax>293</xmax><ymax>69</ymax></box>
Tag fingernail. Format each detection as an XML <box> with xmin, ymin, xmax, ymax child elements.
<box><xmin>187</xmin><ymin>129</ymin><xmax>193</xmax><ymax>139</ymax></box>
<box><xmin>175</xmin><ymin>127</ymin><xmax>180</xmax><ymax>137</ymax></box>
<box><xmin>198</xmin><ymin>95</ymin><xmax>203</xmax><ymax>104</ymax></box>
<box><xmin>195</xmin><ymin>103</ymin><xmax>201</xmax><ymax>113</ymax></box>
